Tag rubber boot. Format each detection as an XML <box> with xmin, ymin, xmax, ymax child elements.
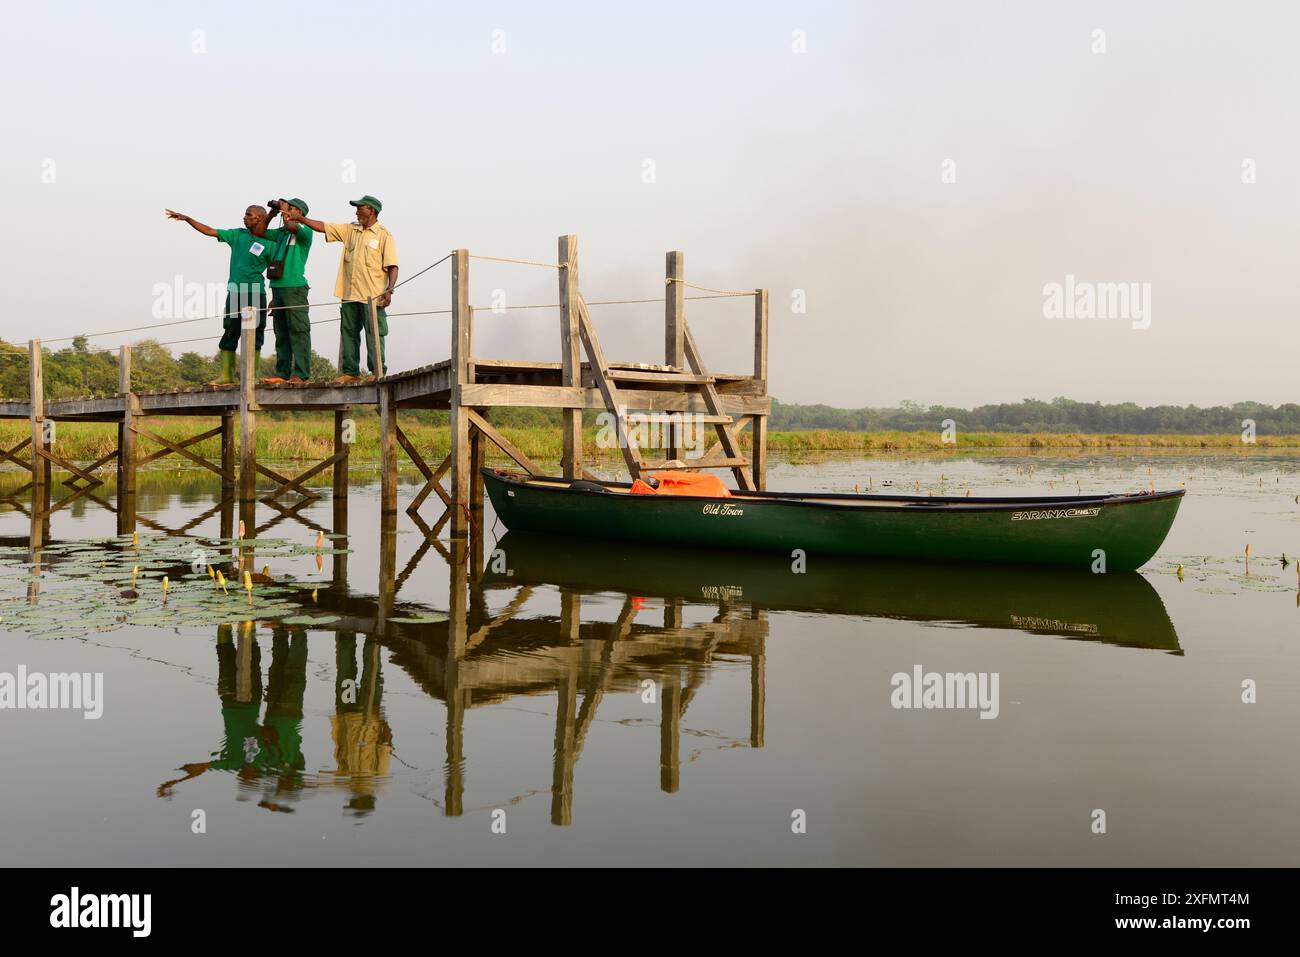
<box><xmin>210</xmin><ymin>350</ymin><xmax>237</xmax><ymax>387</ymax></box>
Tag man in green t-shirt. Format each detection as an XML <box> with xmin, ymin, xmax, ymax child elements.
<box><xmin>166</xmin><ymin>204</ymin><xmax>274</xmax><ymax>386</ymax></box>
<box><xmin>262</xmin><ymin>198</ymin><xmax>314</xmax><ymax>384</ymax></box>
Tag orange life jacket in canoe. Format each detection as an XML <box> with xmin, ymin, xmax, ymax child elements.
<box><xmin>629</xmin><ymin>472</ymin><xmax>731</xmax><ymax>498</ymax></box>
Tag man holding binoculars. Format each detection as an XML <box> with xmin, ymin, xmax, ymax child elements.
<box><xmin>262</xmin><ymin>198</ymin><xmax>314</xmax><ymax>384</ymax></box>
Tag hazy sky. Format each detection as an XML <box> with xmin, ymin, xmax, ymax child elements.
<box><xmin>2</xmin><ymin>0</ymin><xmax>1297</xmax><ymax>408</ymax></box>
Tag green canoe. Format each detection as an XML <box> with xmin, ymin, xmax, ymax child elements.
<box><xmin>482</xmin><ymin>469</ymin><xmax>1184</xmax><ymax>571</ymax></box>
<box><xmin>485</xmin><ymin>531</ymin><xmax>1181</xmax><ymax>652</ymax></box>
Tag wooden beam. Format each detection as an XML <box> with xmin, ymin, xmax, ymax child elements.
<box><xmin>466</xmin><ymin>408</ymin><xmax>543</xmax><ymax>475</ymax></box>
<box><xmin>256</xmin><ymin>449</ymin><xmax>346</xmax><ymax>501</ymax></box>
<box><xmin>333</xmin><ymin>408</ymin><xmax>350</xmax><ymax>503</ymax></box>
<box><xmin>666</xmin><ymin>250</ymin><xmax>684</xmax><ymax>460</ymax></box>
<box><xmin>220</xmin><ymin>410</ymin><xmax>235</xmax><ymax>494</ymax></box>
<box><xmin>132</xmin><ymin>425</ymin><xmax>232</xmax><ymax>480</ymax></box>
<box><xmin>469</xmin><ymin>411</ymin><xmax>486</xmax><ymax>516</ymax></box>
<box><xmin>378</xmin><ymin>385</ymin><xmax>397</xmax><ymax>514</ymax></box>
<box><xmin>681</xmin><ymin>323</ymin><xmax>756</xmax><ymax>492</ymax></box>
<box><xmin>408</xmin><ymin>451</ymin><xmax>450</xmax><ymax>514</ymax></box>
<box><xmin>35</xmin><ymin>446</ymin><xmax>105</xmax><ymax>487</ymax></box>
<box><xmin>238</xmin><ymin>315</ymin><xmax>258</xmax><ymax>502</ymax></box>
<box><xmin>0</xmin><ymin>436</ymin><xmax>32</xmax><ymax>472</ymax></box>
<box><xmin>559</xmin><ymin>234</ymin><xmax>582</xmax><ymax>479</ymax></box>
<box><xmin>136</xmin><ymin>425</ymin><xmax>224</xmax><ymax>468</ymax></box>
<box><xmin>393</xmin><ymin>422</ymin><xmax>432</xmax><ymax>479</ymax></box>
<box><xmin>450</xmin><ymin>249</ymin><xmax>471</xmax><ymax>536</ymax></box>
<box><xmin>752</xmin><ymin>288</ymin><xmax>769</xmax><ymax>490</ymax></box>
<box><xmin>29</xmin><ymin>340</ymin><xmax>46</xmax><ymax>496</ymax></box>
<box><xmin>574</xmin><ymin>295</ymin><xmax>643</xmax><ymax>478</ymax></box>
<box><xmin>117</xmin><ymin>345</ymin><xmax>137</xmax><ymax>500</ymax></box>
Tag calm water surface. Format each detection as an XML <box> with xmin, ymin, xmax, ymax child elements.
<box><xmin>2</xmin><ymin>450</ymin><xmax>1299</xmax><ymax>866</ymax></box>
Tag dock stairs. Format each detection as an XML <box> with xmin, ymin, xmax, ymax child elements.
<box><xmin>575</xmin><ymin>292</ymin><xmax>756</xmax><ymax>491</ymax></box>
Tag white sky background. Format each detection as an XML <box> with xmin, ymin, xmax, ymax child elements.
<box><xmin>1</xmin><ymin>0</ymin><xmax>1296</xmax><ymax>408</ymax></box>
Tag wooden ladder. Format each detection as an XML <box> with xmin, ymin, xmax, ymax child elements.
<box><xmin>574</xmin><ymin>294</ymin><xmax>756</xmax><ymax>492</ymax></box>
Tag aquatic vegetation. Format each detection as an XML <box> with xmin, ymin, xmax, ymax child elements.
<box><xmin>0</xmin><ymin>534</ymin><xmax>353</xmax><ymax>640</ymax></box>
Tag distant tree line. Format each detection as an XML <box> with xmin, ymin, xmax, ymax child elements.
<box><xmin>770</xmin><ymin>397</ymin><xmax>1300</xmax><ymax>434</ymax></box>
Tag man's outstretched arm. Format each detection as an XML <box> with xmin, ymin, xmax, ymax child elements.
<box><xmin>165</xmin><ymin>210</ymin><xmax>218</xmax><ymax>237</ymax></box>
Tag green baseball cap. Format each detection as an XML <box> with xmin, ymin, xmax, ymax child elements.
<box><xmin>287</xmin><ymin>197</ymin><xmax>309</xmax><ymax>215</ymax></box>
<box><xmin>349</xmin><ymin>194</ymin><xmax>382</xmax><ymax>213</ymax></box>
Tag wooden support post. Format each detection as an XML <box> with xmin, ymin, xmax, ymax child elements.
<box><xmin>238</xmin><ymin>318</ymin><xmax>258</xmax><ymax>502</ymax></box>
<box><xmin>220</xmin><ymin>409</ymin><xmax>235</xmax><ymax>496</ymax></box>
<box><xmin>378</xmin><ymin>386</ymin><xmax>397</xmax><ymax>514</ymax></box>
<box><xmin>558</xmin><ymin>234</ymin><xmax>582</xmax><ymax>479</ymax></box>
<box><xmin>551</xmin><ymin>667</ymin><xmax>578</xmax><ymax>826</ymax></box>
<box><xmin>469</xmin><ymin>412</ymin><xmax>486</xmax><ymax>517</ymax></box>
<box><xmin>665</xmin><ymin>251</ymin><xmax>685</xmax><ymax>460</ymax></box>
<box><xmin>116</xmin><ymin>345</ymin><xmax>138</xmax><ymax>505</ymax></box>
<box><xmin>332</xmin><ymin>477</ymin><xmax>349</xmax><ymax>591</ymax></box>
<box><xmin>750</xmin><ymin>627</ymin><xmax>766</xmax><ymax>749</ymax></box>
<box><xmin>449</xmin><ymin>249</ymin><xmax>471</xmax><ymax>536</ymax></box>
<box><xmin>444</xmin><ymin>537</ymin><xmax>469</xmax><ymax>816</ymax></box>
<box><xmin>28</xmin><ymin>340</ymin><xmax>46</xmax><ymax>500</ymax></box>
<box><xmin>219</xmin><ymin>496</ymin><xmax>234</xmax><ymax>544</ymax></box>
<box><xmin>367</xmin><ymin>295</ymin><xmax>385</xmax><ymax>379</ymax></box>
<box><xmin>333</xmin><ymin>408</ymin><xmax>351</xmax><ymax>501</ymax></box>
<box><xmin>753</xmin><ymin>288</ymin><xmax>769</xmax><ymax>490</ymax></box>
<box><xmin>660</xmin><ymin>668</ymin><xmax>682</xmax><ymax>793</ymax></box>
<box><xmin>377</xmin><ymin>511</ymin><xmax>396</xmax><ymax>626</ymax></box>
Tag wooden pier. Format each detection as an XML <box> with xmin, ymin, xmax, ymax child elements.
<box><xmin>0</xmin><ymin>237</ymin><xmax>770</xmax><ymax>538</ymax></box>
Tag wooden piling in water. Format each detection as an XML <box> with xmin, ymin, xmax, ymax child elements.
<box><xmin>238</xmin><ymin>319</ymin><xmax>258</xmax><ymax>503</ymax></box>
<box><xmin>333</xmin><ymin>408</ymin><xmax>350</xmax><ymax>504</ymax></box>
<box><xmin>559</xmin><ymin>235</ymin><xmax>582</xmax><ymax>479</ymax></box>
<box><xmin>220</xmin><ymin>409</ymin><xmax>235</xmax><ymax>497</ymax></box>
<box><xmin>752</xmin><ymin>288</ymin><xmax>769</xmax><ymax>490</ymax></box>
<box><xmin>449</xmin><ymin>249</ymin><xmax>471</xmax><ymax>537</ymax></box>
<box><xmin>28</xmin><ymin>340</ymin><xmax>47</xmax><ymax>499</ymax></box>
<box><xmin>378</xmin><ymin>385</ymin><xmax>397</xmax><ymax>514</ymax></box>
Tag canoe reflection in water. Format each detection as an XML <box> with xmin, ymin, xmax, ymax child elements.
<box><xmin>487</xmin><ymin>533</ymin><xmax>1182</xmax><ymax>654</ymax></box>
<box><xmin>153</xmin><ymin>522</ymin><xmax>1180</xmax><ymax>825</ymax></box>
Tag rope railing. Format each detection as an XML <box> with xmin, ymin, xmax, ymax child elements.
<box><xmin>665</xmin><ymin>277</ymin><xmax>757</xmax><ymax>297</ymax></box>
<box><xmin>468</xmin><ymin>253</ymin><xmax>565</xmax><ymax>269</ymax></box>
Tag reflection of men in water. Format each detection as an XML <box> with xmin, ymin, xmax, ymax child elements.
<box><xmin>325</xmin><ymin>633</ymin><xmax>392</xmax><ymax>815</ymax></box>
<box><xmin>157</xmin><ymin>623</ymin><xmax>307</xmax><ymax>807</ymax></box>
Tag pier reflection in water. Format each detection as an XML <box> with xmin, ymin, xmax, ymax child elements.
<box><xmin>4</xmin><ymin>480</ymin><xmax>1180</xmax><ymax>830</ymax></box>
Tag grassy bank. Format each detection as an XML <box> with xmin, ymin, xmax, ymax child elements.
<box><xmin>2</xmin><ymin>417</ymin><xmax>1298</xmax><ymax>470</ymax></box>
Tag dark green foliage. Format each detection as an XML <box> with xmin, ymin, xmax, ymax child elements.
<box><xmin>769</xmin><ymin>396</ymin><xmax>1300</xmax><ymax>435</ymax></box>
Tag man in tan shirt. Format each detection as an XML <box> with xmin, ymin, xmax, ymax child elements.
<box><xmin>296</xmin><ymin>195</ymin><xmax>398</xmax><ymax>382</ymax></box>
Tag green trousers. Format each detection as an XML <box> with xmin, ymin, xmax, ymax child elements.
<box><xmin>270</xmin><ymin>285</ymin><xmax>312</xmax><ymax>379</ymax></box>
<box><xmin>339</xmin><ymin>301</ymin><xmax>387</xmax><ymax>376</ymax></box>
<box><xmin>218</xmin><ymin>284</ymin><xmax>267</xmax><ymax>353</ymax></box>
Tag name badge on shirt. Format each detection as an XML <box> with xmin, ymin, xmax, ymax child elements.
<box><xmin>367</xmin><ymin>238</ymin><xmax>379</xmax><ymax>249</ymax></box>
<box><xmin>249</xmin><ymin>242</ymin><xmax>265</xmax><ymax>256</ymax></box>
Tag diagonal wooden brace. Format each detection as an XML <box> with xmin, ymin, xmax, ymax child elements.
<box><xmin>133</xmin><ymin>425</ymin><xmax>232</xmax><ymax>479</ymax></box>
<box><xmin>0</xmin><ymin>436</ymin><xmax>33</xmax><ymax>472</ymax></box>
<box><xmin>256</xmin><ymin>447</ymin><xmax>347</xmax><ymax>501</ymax></box>
<box><xmin>37</xmin><ymin>445</ymin><xmax>106</xmax><ymax>487</ymax></box>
